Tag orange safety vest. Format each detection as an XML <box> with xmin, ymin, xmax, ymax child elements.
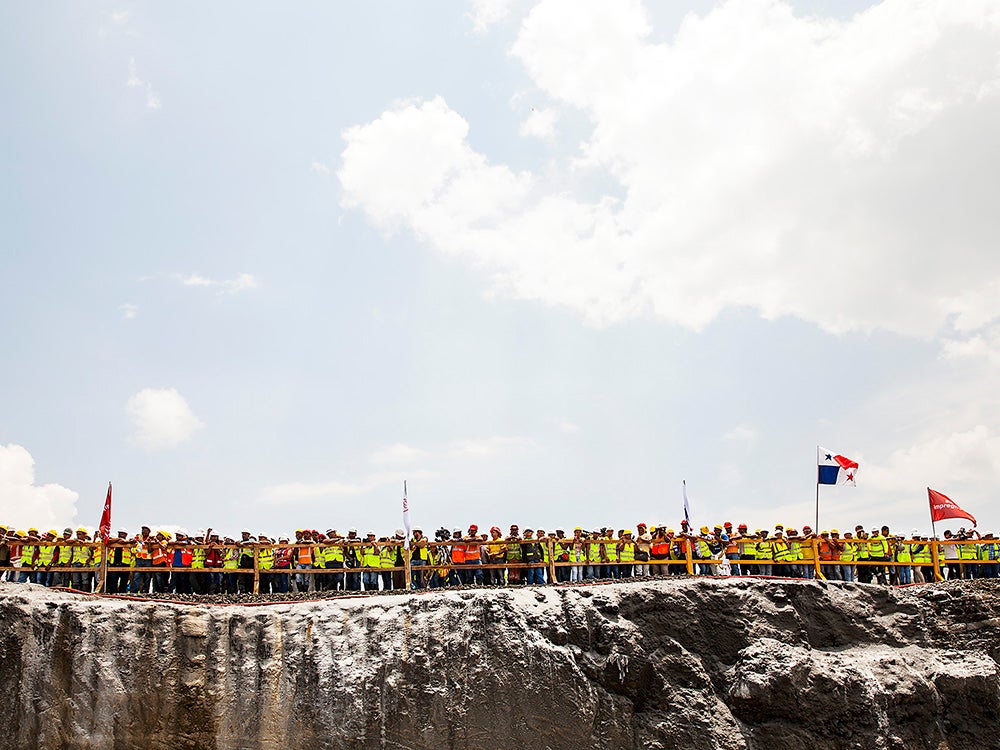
<box><xmin>451</xmin><ymin>543</ymin><xmax>466</xmax><ymax>564</ymax></box>
<box><xmin>151</xmin><ymin>545</ymin><xmax>170</xmax><ymax>566</ymax></box>
<box><xmin>297</xmin><ymin>546</ymin><xmax>313</xmax><ymax>565</ymax></box>
<box><xmin>818</xmin><ymin>540</ymin><xmax>834</xmax><ymax>561</ymax></box>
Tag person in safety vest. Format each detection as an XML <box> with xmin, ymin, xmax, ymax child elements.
<box><xmin>361</xmin><ymin>531</ymin><xmax>381</xmax><ymax>591</ymax></box>
<box><xmin>320</xmin><ymin>529</ymin><xmax>344</xmax><ymax>592</ymax></box>
<box><xmin>634</xmin><ymin>523</ymin><xmax>652</xmax><ymax>578</ymax></box>
<box><xmin>867</xmin><ymin>528</ymin><xmax>890</xmax><ymax>585</ymax></box>
<box><xmin>131</xmin><ymin>525</ymin><xmax>153</xmax><ymax>594</ymax></box>
<box><xmin>521</xmin><ymin>529</ymin><xmax>544</xmax><ymax>586</ymax></box>
<box><xmin>893</xmin><ymin>532</ymin><xmax>913</xmax><ymax>585</ymax></box>
<box><xmin>343</xmin><ymin>528</ymin><xmax>362</xmax><ymax>592</ymax></box>
<box><xmin>463</xmin><ymin>525</ymin><xmax>484</xmax><ymax>586</ymax></box>
<box><xmin>204</xmin><ymin>532</ymin><xmax>223</xmax><ymax>594</ymax></box>
<box><xmin>484</xmin><ymin>526</ymin><xmax>506</xmax><ymax>586</ymax></box>
<box><xmin>754</xmin><ymin>530</ymin><xmax>773</xmax><ymax>577</ymax></box>
<box><xmin>378</xmin><ymin>532</ymin><xmax>398</xmax><ymax>591</ymax></box>
<box><xmin>104</xmin><ymin>528</ymin><xmax>132</xmax><ymax>594</ymax></box>
<box><xmin>409</xmin><ymin>528</ymin><xmax>428</xmax><ymax>589</ymax></box>
<box><xmin>977</xmin><ymin>532</ymin><xmax>999</xmax><ymax>579</ymax></box>
<box><xmin>255</xmin><ymin>535</ymin><xmax>275</xmax><ymax>594</ymax></box>
<box><xmin>447</xmin><ymin>528</ymin><xmax>466</xmax><ymax>586</ymax></box>
<box><xmin>551</xmin><ymin>528</ymin><xmax>570</xmax><ymax>583</ymax></box>
<box><xmin>617</xmin><ymin>530</ymin><xmax>636</xmax><ymax>578</ymax></box>
<box><xmin>149</xmin><ymin>531</ymin><xmax>172</xmax><ymax>593</ymax></box>
<box><xmin>292</xmin><ymin>529</ymin><xmax>314</xmax><ymax>593</ymax></box>
<box><xmin>188</xmin><ymin>529</ymin><xmax>207</xmax><ymax>595</ymax></box>
<box><xmin>49</xmin><ymin>527</ymin><xmax>73</xmax><ymax>588</ymax></box>
<box><xmin>505</xmin><ymin>525</ymin><xmax>523</xmax><ymax>585</ymax></box>
<box><xmin>220</xmin><ymin>536</ymin><xmax>240</xmax><ymax>593</ymax></box>
<box><xmin>70</xmin><ymin>528</ymin><xmax>93</xmax><ymax>591</ymax></box>
<box><xmin>271</xmin><ymin>535</ymin><xmax>292</xmax><ymax>594</ymax></box>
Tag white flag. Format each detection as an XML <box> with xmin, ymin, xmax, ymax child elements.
<box><xmin>402</xmin><ymin>481</ymin><xmax>411</xmax><ymax>537</ymax></box>
<box><xmin>683</xmin><ymin>480</ymin><xmax>691</xmax><ymax>527</ymax></box>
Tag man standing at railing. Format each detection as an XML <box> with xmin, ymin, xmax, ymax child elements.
<box><xmin>506</xmin><ymin>525</ymin><xmax>523</xmax><ymax>584</ymax></box>
<box><xmin>409</xmin><ymin>527</ymin><xmax>428</xmax><ymax>589</ymax></box>
<box><xmin>839</xmin><ymin>531</ymin><xmax>857</xmax><ymax>583</ymax></box>
<box><xmin>866</xmin><ymin>528</ymin><xmax>890</xmax><ymax>585</ymax></box>
<box><xmin>484</xmin><ymin>526</ymin><xmax>505</xmax><ymax>586</ymax></box>
<box><xmin>463</xmin><ymin>525</ymin><xmax>484</xmax><ymax>586</ymax></box>
<box><xmin>978</xmin><ymin>533</ymin><xmax>999</xmax><ymax>578</ymax></box>
<box><xmin>361</xmin><ymin>531</ymin><xmax>381</xmax><ymax>591</ymax></box>
<box><xmin>70</xmin><ymin>528</ymin><xmax>92</xmax><ymax>591</ymax></box>
<box><xmin>344</xmin><ymin>528</ymin><xmax>362</xmax><ymax>592</ymax></box>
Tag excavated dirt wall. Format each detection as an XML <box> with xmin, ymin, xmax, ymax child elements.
<box><xmin>1</xmin><ymin>578</ymin><xmax>998</xmax><ymax>750</ymax></box>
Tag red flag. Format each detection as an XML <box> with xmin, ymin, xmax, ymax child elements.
<box><xmin>98</xmin><ymin>482</ymin><xmax>113</xmax><ymax>543</ymax></box>
<box><xmin>928</xmin><ymin>487</ymin><xmax>976</xmax><ymax>526</ymax></box>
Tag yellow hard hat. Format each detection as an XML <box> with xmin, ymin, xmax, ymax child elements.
<box><xmin>28</xmin><ymin>527</ymin><xmax>38</xmax><ymax>533</ymax></box>
<box><xmin>47</xmin><ymin>529</ymin><xmax>58</xmax><ymax>536</ymax></box>
<box><xmin>573</xmin><ymin>526</ymin><xmax>583</xmax><ymax>532</ymax></box>
<box><xmin>700</xmin><ymin>525</ymin><xmax>710</xmax><ymax>534</ymax></box>
<box><xmin>15</xmin><ymin>530</ymin><xmax>26</xmax><ymax>538</ymax></box>
<box><xmin>830</xmin><ymin>528</ymin><xmax>839</xmax><ymax>534</ymax></box>
<box><xmin>666</xmin><ymin>528</ymin><xmax>675</xmax><ymax>534</ymax></box>
<box><xmin>623</xmin><ymin>530</ymin><xmax>633</xmax><ymax>535</ymax></box>
<box><xmin>77</xmin><ymin>527</ymin><xmax>88</xmax><ymax>533</ymax></box>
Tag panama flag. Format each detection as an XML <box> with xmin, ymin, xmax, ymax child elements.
<box><xmin>817</xmin><ymin>447</ymin><xmax>859</xmax><ymax>486</ymax></box>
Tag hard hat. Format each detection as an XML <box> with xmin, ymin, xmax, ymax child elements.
<box><xmin>738</xmin><ymin>523</ymin><xmax>748</xmax><ymax>530</ymax></box>
<box><xmin>48</xmin><ymin>529</ymin><xmax>58</xmax><ymax>536</ymax></box>
<box><xmin>774</xmin><ymin>524</ymin><xmax>784</xmax><ymax>530</ymax></box>
<box><xmin>724</xmin><ymin>521</ymin><xmax>733</xmax><ymax>527</ymax></box>
<box><xmin>117</xmin><ymin>527</ymin><xmax>128</xmax><ymax>534</ymax></box>
<box><xmin>490</xmin><ymin>526</ymin><xmax>501</xmax><ymax>534</ymax></box>
<box><xmin>452</xmin><ymin>528</ymin><xmax>461</xmax><ymax>534</ymax></box>
<box><xmin>713</xmin><ymin>524</ymin><xmax>723</xmax><ymax>530</ymax></box>
<box><xmin>76</xmin><ymin>527</ymin><xmax>88</xmax><ymax>533</ymax></box>
<box><xmin>241</xmin><ymin>528</ymin><xmax>251</xmax><ymax>534</ymax></box>
<box><xmin>348</xmin><ymin>528</ymin><xmax>358</xmax><ymax>534</ymax></box>
<box><xmin>637</xmin><ymin>522</ymin><xmax>647</xmax><ymax>528</ymax></box>
<box><xmin>573</xmin><ymin>526</ymin><xmax>582</xmax><ymax>532</ymax></box>
<box><xmin>821</xmin><ymin>530</ymin><xmax>829</xmax><ymax>535</ymax></box>
<box><xmin>412</xmin><ymin>526</ymin><xmax>422</xmax><ymax>533</ymax></box>
<box><xmin>666</xmin><ymin>528</ymin><xmax>675</xmax><ymax>534</ymax></box>
<box><xmin>279</xmin><ymin>536</ymin><xmax>289</xmax><ymax>542</ymax></box>
<box><xmin>469</xmin><ymin>524</ymin><xmax>478</xmax><ymax>531</ymax></box>
<box><xmin>28</xmin><ymin>527</ymin><xmax>38</xmax><ymax>533</ymax></box>
<box><xmin>700</xmin><ymin>526</ymin><xmax>710</xmax><ymax>534</ymax></box>
<box><xmin>395</xmin><ymin>528</ymin><xmax>404</xmax><ymax>537</ymax></box>
<box><xmin>831</xmin><ymin>528</ymin><xmax>839</xmax><ymax>534</ymax></box>
<box><xmin>367</xmin><ymin>530</ymin><xmax>376</xmax><ymax>536</ymax></box>
<box><xmin>623</xmin><ymin>530</ymin><xmax>633</xmax><ymax>535</ymax></box>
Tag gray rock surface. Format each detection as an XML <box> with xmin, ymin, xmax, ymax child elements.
<box><xmin>1</xmin><ymin>578</ymin><xmax>998</xmax><ymax>750</ymax></box>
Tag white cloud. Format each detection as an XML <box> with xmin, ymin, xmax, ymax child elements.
<box><xmin>864</xmin><ymin>425</ymin><xmax>1000</xmax><ymax>494</ymax></box>
<box><xmin>519</xmin><ymin>107</ymin><xmax>559</xmax><ymax>139</ymax></box>
<box><xmin>467</xmin><ymin>0</ymin><xmax>515</xmax><ymax>33</ymax></box>
<box><xmin>127</xmin><ymin>58</ymin><xmax>161</xmax><ymax>110</ymax></box>
<box><xmin>181</xmin><ymin>272</ymin><xmax>259</xmax><ymax>294</ymax></box>
<box><xmin>259</xmin><ymin>435</ymin><xmax>534</xmax><ymax>505</ymax></box>
<box><xmin>311</xmin><ymin>161</ymin><xmax>331</xmax><ymax>175</ymax></box>
<box><xmin>0</xmin><ymin>444</ymin><xmax>79</xmax><ymax>530</ymax></box>
<box><xmin>722</xmin><ymin>425</ymin><xmax>758</xmax><ymax>444</ymax></box>
<box><xmin>340</xmin><ymin>0</ymin><xmax>1000</xmax><ymax>338</ymax></box>
<box><xmin>369</xmin><ymin>443</ymin><xmax>430</xmax><ymax>466</ymax></box>
<box><xmin>447</xmin><ymin>435</ymin><xmax>537</xmax><ymax>457</ymax></box>
<box><xmin>120</xmin><ymin>303</ymin><xmax>139</xmax><ymax>320</ymax></box>
<box><xmin>126</xmin><ymin>388</ymin><xmax>204</xmax><ymax>451</ymax></box>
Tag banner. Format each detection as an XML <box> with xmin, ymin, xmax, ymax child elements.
<box><xmin>928</xmin><ymin>487</ymin><xmax>976</xmax><ymax>526</ymax></box>
<box><xmin>98</xmin><ymin>482</ymin><xmax>113</xmax><ymax>544</ymax></box>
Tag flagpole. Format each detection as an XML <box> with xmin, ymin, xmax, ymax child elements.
<box><xmin>815</xmin><ymin>482</ymin><xmax>820</xmax><ymax>534</ymax></box>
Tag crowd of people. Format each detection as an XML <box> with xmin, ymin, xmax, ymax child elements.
<box><xmin>0</xmin><ymin>519</ymin><xmax>997</xmax><ymax>596</ymax></box>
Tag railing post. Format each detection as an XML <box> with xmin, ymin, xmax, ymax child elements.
<box><xmin>684</xmin><ymin>539</ymin><xmax>694</xmax><ymax>575</ymax></box>
<box><xmin>930</xmin><ymin>540</ymin><xmax>943</xmax><ymax>581</ymax></box>
<box><xmin>253</xmin><ymin>544</ymin><xmax>260</xmax><ymax>594</ymax></box>
<box><xmin>403</xmin><ymin>541</ymin><xmax>411</xmax><ymax>591</ymax></box>
<box><xmin>547</xmin><ymin>539</ymin><xmax>556</xmax><ymax>583</ymax></box>
<box><xmin>812</xmin><ymin>537</ymin><xmax>825</xmax><ymax>580</ymax></box>
<box><xmin>99</xmin><ymin>542</ymin><xmax>108</xmax><ymax>593</ymax></box>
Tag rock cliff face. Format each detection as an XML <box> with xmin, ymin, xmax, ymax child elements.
<box><xmin>1</xmin><ymin>578</ymin><xmax>998</xmax><ymax>750</ymax></box>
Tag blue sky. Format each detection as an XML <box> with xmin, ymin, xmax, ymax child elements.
<box><xmin>2</xmin><ymin>0</ymin><xmax>999</xmax><ymax>538</ymax></box>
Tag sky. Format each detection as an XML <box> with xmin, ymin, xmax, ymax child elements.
<box><xmin>2</xmin><ymin>0</ymin><xmax>999</xmax><ymax>539</ymax></box>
